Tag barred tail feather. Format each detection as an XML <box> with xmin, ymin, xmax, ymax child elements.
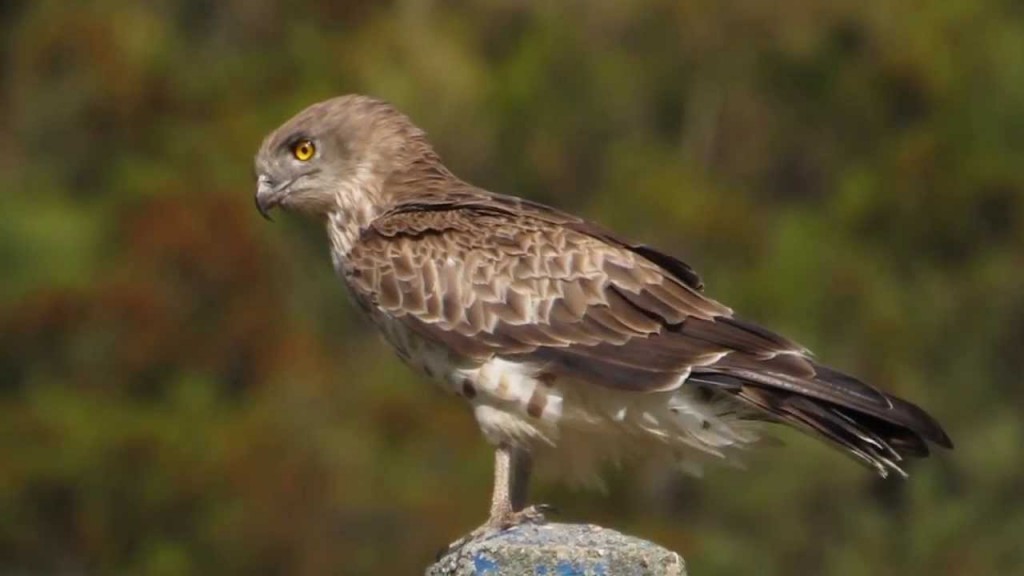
<box><xmin>691</xmin><ymin>366</ymin><xmax>953</xmax><ymax>477</ymax></box>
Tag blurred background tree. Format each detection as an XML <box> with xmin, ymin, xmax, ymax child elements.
<box><xmin>2</xmin><ymin>1</ymin><xmax>1022</xmax><ymax>574</ymax></box>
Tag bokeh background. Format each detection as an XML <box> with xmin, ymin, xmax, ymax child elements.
<box><xmin>2</xmin><ymin>1</ymin><xmax>1023</xmax><ymax>574</ymax></box>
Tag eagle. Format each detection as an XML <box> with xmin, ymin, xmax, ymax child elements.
<box><xmin>253</xmin><ymin>94</ymin><xmax>952</xmax><ymax>541</ymax></box>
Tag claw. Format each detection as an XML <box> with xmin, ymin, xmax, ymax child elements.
<box><xmin>505</xmin><ymin>504</ymin><xmax>552</xmax><ymax>527</ymax></box>
<box><xmin>532</xmin><ymin>503</ymin><xmax>557</xmax><ymax>515</ymax></box>
<box><xmin>438</xmin><ymin>503</ymin><xmax>555</xmax><ymax>557</ymax></box>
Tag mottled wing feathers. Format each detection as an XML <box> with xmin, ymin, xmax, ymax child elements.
<box><xmin>368</xmin><ymin>189</ymin><xmax>707</xmax><ymax>292</ymax></box>
<box><xmin>346</xmin><ymin>199</ymin><xmax>730</xmax><ymax>391</ymax></box>
<box><xmin>345</xmin><ymin>196</ymin><xmax>951</xmax><ymax>474</ymax></box>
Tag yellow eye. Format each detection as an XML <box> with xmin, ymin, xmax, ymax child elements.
<box><xmin>292</xmin><ymin>139</ymin><xmax>315</xmax><ymax>161</ymax></box>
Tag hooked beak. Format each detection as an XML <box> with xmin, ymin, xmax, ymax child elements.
<box><xmin>255</xmin><ymin>174</ymin><xmax>288</xmax><ymax>221</ymax></box>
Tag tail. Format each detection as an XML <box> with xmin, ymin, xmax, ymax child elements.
<box><xmin>690</xmin><ymin>358</ymin><xmax>953</xmax><ymax>477</ymax></box>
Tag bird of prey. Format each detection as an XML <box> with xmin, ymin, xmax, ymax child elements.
<box><xmin>253</xmin><ymin>94</ymin><xmax>952</xmax><ymax>539</ymax></box>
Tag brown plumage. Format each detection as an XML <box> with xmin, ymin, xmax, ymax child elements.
<box><xmin>254</xmin><ymin>94</ymin><xmax>952</xmax><ymax>538</ymax></box>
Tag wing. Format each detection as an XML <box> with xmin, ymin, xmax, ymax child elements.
<box><xmin>346</xmin><ymin>193</ymin><xmax>732</xmax><ymax>390</ymax></box>
<box><xmin>345</xmin><ymin>194</ymin><xmax>951</xmax><ymax>472</ymax></box>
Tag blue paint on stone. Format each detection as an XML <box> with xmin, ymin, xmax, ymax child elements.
<box><xmin>561</xmin><ymin>557</ymin><xmax>593</xmax><ymax>569</ymax></box>
<box><xmin>427</xmin><ymin>523</ymin><xmax>685</xmax><ymax>575</ymax></box>
<box><xmin>555</xmin><ymin>560</ymin><xmax>582</xmax><ymax>575</ymax></box>
<box><xmin>472</xmin><ymin>554</ymin><xmax>498</xmax><ymax>574</ymax></box>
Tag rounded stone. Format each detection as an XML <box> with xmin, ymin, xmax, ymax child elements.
<box><xmin>426</xmin><ymin>522</ymin><xmax>686</xmax><ymax>576</ymax></box>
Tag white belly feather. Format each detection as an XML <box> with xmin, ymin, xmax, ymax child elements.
<box><xmin>372</xmin><ymin>311</ymin><xmax>763</xmax><ymax>482</ymax></box>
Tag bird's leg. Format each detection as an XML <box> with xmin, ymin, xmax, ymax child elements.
<box><xmin>486</xmin><ymin>443</ymin><xmax>548</xmax><ymax>527</ymax></box>
<box><xmin>439</xmin><ymin>444</ymin><xmax>550</xmax><ymax>557</ymax></box>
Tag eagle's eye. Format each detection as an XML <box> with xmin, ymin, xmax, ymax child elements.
<box><xmin>291</xmin><ymin>139</ymin><xmax>316</xmax><ymax>161</ymax></box>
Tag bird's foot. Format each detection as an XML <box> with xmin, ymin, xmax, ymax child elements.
<box><xmin>436</xmin><ymin>504</ymin><xmax>555</xmax><ymax>559</ymax></box>
<box><xmin>495</xmin><ymin>503</ymin><xmax>554</xmax><ymax>529</ymax></box>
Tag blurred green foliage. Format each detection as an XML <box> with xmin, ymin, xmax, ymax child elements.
<box><xmin>2</xmin><ymin>1</ymin><xmax>1022</xmax><ymax>574</ymax></box>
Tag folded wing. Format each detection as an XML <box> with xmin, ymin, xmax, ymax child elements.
<box><xmin>345</xmin><ymin>192</ymin><xmax>952</xmax><ymax>475</ymax></box>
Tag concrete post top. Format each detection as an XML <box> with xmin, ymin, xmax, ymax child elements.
<box><xmin>427</xmin><ymin>523</ymin><xmax>686</xmax><ymax>576</ymax></box>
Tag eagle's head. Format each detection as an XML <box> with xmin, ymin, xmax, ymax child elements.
<box><xmin>253</xmin><ymin>94</ymin><xmax>435</xmax><ymax>220</ymax></box>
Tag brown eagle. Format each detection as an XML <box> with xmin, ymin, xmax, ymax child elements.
<box><xmin>253</xmin><ymin>94</ymin><xmax>952</xmax><ymax>540</ymax></box>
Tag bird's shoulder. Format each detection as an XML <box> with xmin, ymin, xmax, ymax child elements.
<box><xmin>349</xmin><ymin>188</ymin><xmax>707</xmax><ymax>294</ymax></box>
<box><xmin>341</xmin><ymin>189</ymin><xmax>742</xmax><ymax>381</ymax></box>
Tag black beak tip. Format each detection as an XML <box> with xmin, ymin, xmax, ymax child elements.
<box><xmin>255</xmin><ymin>195</ymin><xmax>274</xmax><ymax>222</ymax></box>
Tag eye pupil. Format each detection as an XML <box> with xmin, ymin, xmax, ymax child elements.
<box><xmin>293</xmin><ymin>140</ymin><xmax>315</xmax><ymax>161</ymax></box>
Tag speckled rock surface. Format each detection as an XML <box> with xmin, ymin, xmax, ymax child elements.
<box><xmin>426</xmin><ymin>523</ymin><xmax>686</xmax><ymax>576</ymax></box>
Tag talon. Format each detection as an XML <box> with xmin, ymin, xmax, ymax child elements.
<box><xmin>496</xmin><ymin>503</ymin><xmax>553</xmax><ymax>529</ymax></box>
<box><xmin>439</xmin><ymin>503</ymin><xmax>557</xmax><ymax>556</ymax></box>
